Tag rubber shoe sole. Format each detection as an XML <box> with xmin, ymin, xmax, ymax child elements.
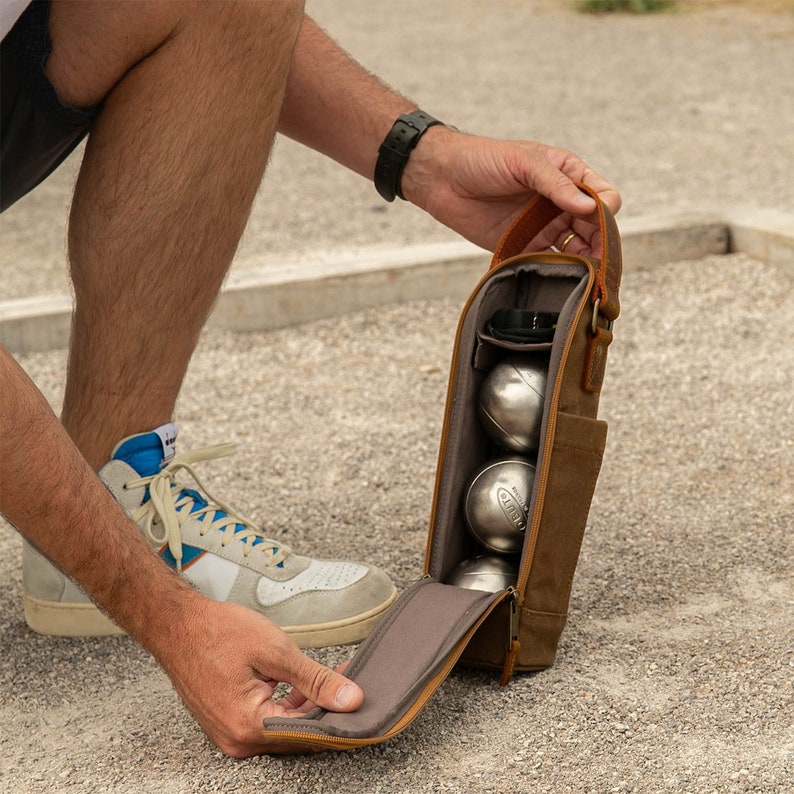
<box><xmin>281</xmin><ymin>586</ymin><xmax>398</xmax><ymax>648</ymax></box>
<box><xmin>23</xmin><ymin>586</ymin><xmax>397</xmax><ymax>645</ymax></box>
<box><xmin>23</xmin><ymin>592</ymin><xmax>125</xmax><ymax>637</ymax></box>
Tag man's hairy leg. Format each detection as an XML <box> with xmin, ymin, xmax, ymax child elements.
<box><xmin>46</xmin><ymin>0</ymin><xmax>305</xmax><ymax>469</ymax></box>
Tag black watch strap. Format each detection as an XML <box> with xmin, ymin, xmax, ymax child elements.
<box><xmin>374</xmin><ymin>110</ymin><xmax>444</xmax><ymax>202</ymax></box>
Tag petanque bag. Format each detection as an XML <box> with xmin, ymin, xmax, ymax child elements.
<box><xmin>261</xmin><ymin>184</ymin><xmax>622</xmax><ymax>751</ymax></box>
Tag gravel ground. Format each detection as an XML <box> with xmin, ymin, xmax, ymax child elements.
<box><xmin>1</xmin><ymin>251</ymin><xmax>792</xmax><ymax>793</ymax></box>
<box><xmin>1</xmin><ymin>1</ymin><xmax>793</xmax><ymax>792</ymax></box>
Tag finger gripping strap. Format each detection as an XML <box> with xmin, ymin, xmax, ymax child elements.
<box><xmin>489</xmin><ymin>183</ymin><xmax>622</xmax><ymax>325</ymax></box>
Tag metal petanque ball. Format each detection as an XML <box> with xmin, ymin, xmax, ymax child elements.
<box><xmin>478</xmin><ymin>356</ymin><xmax>548</xmax><ymax>454</ymax></box>
<box><xmin>446</xmin><ymin>554</ymin><xmax>518</xmax><ymax>593</ymax></box>
<box><xmin>463</xmin><ymin>456</ymin><xmax>536</xmax><ymax>555</ymax></box>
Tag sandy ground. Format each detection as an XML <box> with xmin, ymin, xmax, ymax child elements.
<box><xmin>1</xmin><ymin>2</ymin><xmax>793</xmax><ymax>793</ymax></box>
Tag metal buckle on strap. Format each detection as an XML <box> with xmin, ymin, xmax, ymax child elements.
<box><xmin>591</xmin><ymin>297</ymin><xmax>615</xmax><ymax>336</ymax></box>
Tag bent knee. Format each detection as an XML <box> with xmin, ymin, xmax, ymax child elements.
<box><xmin>45</xmin><ymin>0</ymin><xmax>305</xmax><ymax>110</ymax></box>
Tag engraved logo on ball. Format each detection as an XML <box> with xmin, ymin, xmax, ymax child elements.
<box><xmin>497</xmin><ymin>486</ymin><xmax>527</xmax><ymax>534</ymax></box>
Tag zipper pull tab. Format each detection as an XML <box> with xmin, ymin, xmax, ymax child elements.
<box><xmin>500</xmin><ymin>587</ymin><xmax>521</xmax><ymax>687</ymax></box>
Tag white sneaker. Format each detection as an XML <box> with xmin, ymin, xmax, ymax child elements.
<box><xmin>22</xmin><ymin>423</ymin><xmax>398</xmax><ymax>647</ymax></box>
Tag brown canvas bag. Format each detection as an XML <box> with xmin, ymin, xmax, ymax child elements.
<box><xmin>262</xmin><ymin>184</ymin><xmax>622</xmax><ymax>751</ymax></box>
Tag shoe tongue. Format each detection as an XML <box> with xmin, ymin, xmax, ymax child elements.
<box><xmin>111</xmin><ymin>422</ymin><xmax>178</xmax><ymax>477</ymax></box>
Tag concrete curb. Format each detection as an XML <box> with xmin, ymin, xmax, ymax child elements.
<box><xmin>1</xmin><ymin>212</ymin><xmax>791</xmax><ymax>354</ymax></box>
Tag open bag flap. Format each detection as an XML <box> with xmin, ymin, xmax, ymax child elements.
<box><xmin>262</xmin><ymin>579</ymin><xmax>510</xmax><ymax>749</ymax></box>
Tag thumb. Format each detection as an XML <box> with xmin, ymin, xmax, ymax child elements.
<box><xmin>534</xmin><ymin>163</ymin><xmax>597</xmax><ymax>218</ymax></box>
<box><xmin>287</xmin><ymin>650</ymin><xmax>364</xmax><ymax>713</ymax></box>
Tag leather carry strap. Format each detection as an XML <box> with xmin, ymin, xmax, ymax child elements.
<box><xmin>489</xmin><ymin>183</ymin><xmax>622</xmax><ymax>326</ymax></box>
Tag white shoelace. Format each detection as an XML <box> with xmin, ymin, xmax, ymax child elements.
<box><xmin>124</xmin><ymin>443</ymin><xmax>291</xmax><ymax>572</ymax></box>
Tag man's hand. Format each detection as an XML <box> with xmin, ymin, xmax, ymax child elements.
<box><xmin>150</xmin><ymin>598</ymin><xmax>363</xmax><ymax>758</ymax></box>
<box><xmin>282</xmin><ymin>17</ymin><xmax>620</xmax><ymax>261</ymax></box>
<box><xmin>402</xmin><ymin>127</ymin><xmax>622</xmax><ymax>259</ymax></box>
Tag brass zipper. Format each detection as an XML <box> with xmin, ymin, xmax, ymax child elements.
<box><xmin>423</xmin><ymin>264</ymin><xmax>491</xmax><ymax>573</ymax></box>
<box><xmin>515</xmin><ymin>264</ymin><xmax>595</xmax><ymax>593</ymax></box>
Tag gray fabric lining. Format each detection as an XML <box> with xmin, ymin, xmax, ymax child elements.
<box><xmin>263</xmin><ymin>581</ymin><xmax>501</xmax><ymax>739</ymax></box>
<box><xmin>428</xmin><ymin>259</ymin><xmax>590</xmax><ymax>582</ymax></box>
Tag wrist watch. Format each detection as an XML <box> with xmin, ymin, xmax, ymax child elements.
<box><xmin>374</xmin><ymin>110</ymin><xmax>444</xmax><ymax>202</ymax></box>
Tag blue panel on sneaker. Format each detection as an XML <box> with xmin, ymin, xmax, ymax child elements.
<box><xmin>160</xmin><ymin>543</ymin><xmax>206</xmax><ymax>571</ymax></box>
<box><xmin>111</xmin><ymin>423</ymin><xmax>178</xmax><ymax>477</ymax></box>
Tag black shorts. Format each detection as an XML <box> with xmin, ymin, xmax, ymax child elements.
<box><xmin>1</xmin><ymin>0</ymin><xmax>100</xmax><ymax>213</ymax></box>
